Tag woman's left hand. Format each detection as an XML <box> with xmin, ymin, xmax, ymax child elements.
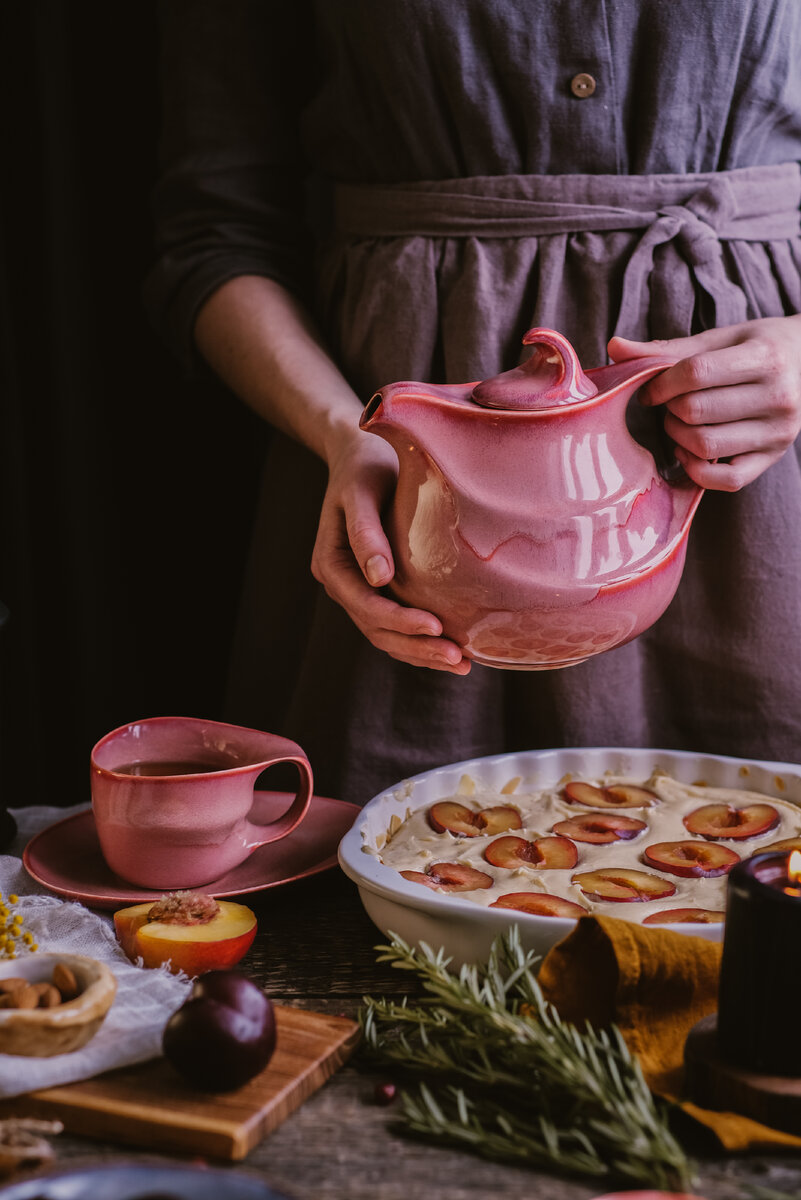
<box><xmin>608</xmin><ymin>314</ymin><xmax>801</xmax><ymax>491</ymax></box>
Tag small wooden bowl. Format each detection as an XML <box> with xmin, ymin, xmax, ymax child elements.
<box><xmin>0</xmin><ymin>954</ymin><xmax>116</xmax><ymax>1056</ymax></box>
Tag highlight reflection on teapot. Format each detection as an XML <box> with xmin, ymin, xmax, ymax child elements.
<box><xmin>360</xmin><ymin>328</ymin><xmax>703</xmax><ymax>670</ymax></box>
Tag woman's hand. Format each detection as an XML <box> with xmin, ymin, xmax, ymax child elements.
<box><xmin>608</xmin><ymin>315</ymin><xmax>801</xmax><ymax>491</ymax></box>
<box><xmin>195</xmin><ymin>277</ymin><xmax>470</xmax><ymax>672</ymax></box>
<box><xmin>311</xmin><ymin>428</ymin><xmax>471</xmax><ymax>674</ymax></box>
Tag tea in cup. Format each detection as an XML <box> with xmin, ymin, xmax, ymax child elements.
<box><xmin>90</xmin><ymin>717</ymin><xmax>313</xmax><ymax>888</ymax></box>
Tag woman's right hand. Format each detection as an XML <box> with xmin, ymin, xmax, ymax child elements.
<box><xmin>311</xmin><ymin>430</ymin><xmax>471</xmax><ymax>674</ymax></box>
<box><xmin>194</xmin><ymin>276</ymin><xmax>469</xmax><ymax>673</ymax></box>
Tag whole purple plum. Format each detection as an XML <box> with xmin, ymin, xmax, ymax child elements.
<box><xmin>163</xmin><ymin>969</ymin><xmax>276</xmax><ymax>1092</ymax></box>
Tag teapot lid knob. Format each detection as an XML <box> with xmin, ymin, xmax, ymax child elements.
<box><xmin>471</xmin><ymin>328</ymin><xmax>598</xmax><ymax>409</ymax></box>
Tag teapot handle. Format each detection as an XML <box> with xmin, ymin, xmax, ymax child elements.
<box><xmin>471</xmin><ymin>327</ymin><xmax>598</xmax><ymax>409</ymax></box>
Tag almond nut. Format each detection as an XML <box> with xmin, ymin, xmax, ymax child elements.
<box><xmin>5</xmin><ymin>985</ymin><xmax>38</xmax><ymax>1010</ymax></box>
<box><xmin>52</xmin><ymin>963</ymin><xmax>79</xmax><ymax>1001</ymax></box>
<box><xmin>33</xmin><ymin>983</ymin><xmax>61</xmax><ymax>1008</ymax></box>
<box><xmin>0</xmin><ymin>978</ymin><xmax>27</xmax><ymax>994</ymax></box>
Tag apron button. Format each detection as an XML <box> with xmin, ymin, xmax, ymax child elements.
<box><xmin>570</xmin><ymin>72</ymin><xmax>597</xmax><ymax>98</ymax></box>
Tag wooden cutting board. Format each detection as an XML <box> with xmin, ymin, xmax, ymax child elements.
<box><xmin>0</xmin><ymin>1006</ymin><xmax>360</xmax><ymax>1161</ymax></box>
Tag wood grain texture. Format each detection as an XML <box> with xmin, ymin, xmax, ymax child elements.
<box><xmin>0</xmin><ymin>1005</ymin><xmax>359</xmax><ymax>1160</ymax></box>
<box><xmin>6</xmin><ymin>869</ymin><xmax>801</xmax><ymax>1198</ymax></box>
<box><xmin>685</xmin><ymin>1013</ymin><xmax>801</xmax><ymax>1138</ymax></box>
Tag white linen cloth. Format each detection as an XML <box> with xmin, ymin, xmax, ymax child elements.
<box><xmin>0</xmin><ymin>805</ymin><xmax>192</xmax><ymax>1098</ymax></box>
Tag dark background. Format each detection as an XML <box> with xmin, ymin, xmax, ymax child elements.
<box><xmin>0</xmin><ymin>4</ymin><xmax>265</xmax><ymax>805</ymax></box>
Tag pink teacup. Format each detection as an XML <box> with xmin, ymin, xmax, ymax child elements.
<box><xmin>90</xmin><ymin>716</ymin><xmax>313</xmax><ymax>889</ymax></box>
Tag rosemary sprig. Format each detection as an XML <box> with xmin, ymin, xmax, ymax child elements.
<box><xmin>360</xmin><ymin>927</ymin><xmax>693</xmax><ymax>1190</ymax></box>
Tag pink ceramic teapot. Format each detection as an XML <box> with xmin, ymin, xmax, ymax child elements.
<box><xmin>360</xmin><ymin>328</ymin><xmax>703</xmax><ymax>670</ymax></box>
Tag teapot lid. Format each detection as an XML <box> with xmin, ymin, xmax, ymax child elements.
<box><xmin>471</xmin><ymin>328</ymin><xmax>598</xmax><ymax>410</ymax></box>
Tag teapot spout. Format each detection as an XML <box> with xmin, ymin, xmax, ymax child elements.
<box><xmin>360</xmin><ymin>379</ymin><xmax>478</xmax><ymax>456</ymax></box>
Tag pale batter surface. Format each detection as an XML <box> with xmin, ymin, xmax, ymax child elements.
<box><xmin>379</xmin><ymin>771</ymin><xmax>801</xmax><ymax>922</ymax></box>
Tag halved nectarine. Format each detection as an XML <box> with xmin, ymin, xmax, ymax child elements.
<box><xmin>114</xmin><ymin>893</ymin><xmax>257</xmax><ymax>976</ymax></box>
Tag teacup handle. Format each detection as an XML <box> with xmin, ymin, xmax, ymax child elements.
<box><xmin>242</xmin><ymin>751</ymin><xmax>314</xmax><ymax>849</ymax></box>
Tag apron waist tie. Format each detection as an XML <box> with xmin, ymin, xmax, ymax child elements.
<box><xmin>333</xmin><ymin>164</ymin><xmax>801</xmax><ymax>338</ymax></box>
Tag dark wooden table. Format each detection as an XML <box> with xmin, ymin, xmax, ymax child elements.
<box><xmin>14</xmin><ymin>867</ymin><xmax>801</xmax><ymax>1200</ymax></box>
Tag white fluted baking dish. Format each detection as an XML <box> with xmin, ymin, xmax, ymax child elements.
<box><xmin>338</xmin><ymin>746</ymin><xmax>801</xmax><ymax>965</ymax></box>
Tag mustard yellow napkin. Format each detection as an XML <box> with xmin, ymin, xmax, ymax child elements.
<box><xmin>538</xmin><ymin>914</ymin><xmax>801</xmax><ymax>1151</ymax></box>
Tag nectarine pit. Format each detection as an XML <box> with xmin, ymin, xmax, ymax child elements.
<box><xmin>147</xmin><ymin>892</ymin><xmax>220</xmax><ymax>925</ymax></box>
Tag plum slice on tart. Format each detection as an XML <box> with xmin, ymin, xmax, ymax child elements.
<box><xmin>484</xmin><ymin>835</ymin><xmax>577</xmax><ymax>869</ymax></box>
<box><xmin>572</xmin><ymin>868</ymin><xmax>676</xmax><ymax>903</ymax></box>
<box><xmin>428</xmin><ymin>801</ymin><xmax>522</xmax><ymax>837</ymax></box>
<box><xmin>400</xmin><ymin>862</ymin><xmax>493</xmax><ymax>892</ymax></box>
<box><xmin>683</xmin><ymin>802</ymin><xmax>779</xmax><ymax>840</ymax></box>
<box><xmin>553</xmin><ymin>812</ymin><xmax>647</xmax><ymax>844</ymax></box>
<box><xmin>562</xmin><ymin>782</ymin><xmax>657</xmax><ymax>809</ymax></box>
<box><xmin>643</xmin><ymin>907</ymin><xmax>725</xmax><ymax>925</ymax></box>
<box><xmin>489</xmin><ymin>892</ymin><xmax>587</xmax><ymax>918</ymax></box>
<box><xmin>643</xmin><ymin>840</ymin><xmax>740</xmax><ymax>878</ymax></box>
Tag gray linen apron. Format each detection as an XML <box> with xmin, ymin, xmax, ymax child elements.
<box><xmin>226</xmin><ymin>164</ymin><xmax>801</xmax><ymax>806</ymax></box>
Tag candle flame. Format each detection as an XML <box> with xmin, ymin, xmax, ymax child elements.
<box><xmin>789</xmin><ymin>850</ymin><xmax>801</xmax><ymax>885</ymax></box>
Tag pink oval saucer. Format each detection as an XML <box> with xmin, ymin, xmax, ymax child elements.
<box><xmin>23</xmin><ymin>791</ymin><xmax>359</xmax><ymax>909</ymax></box>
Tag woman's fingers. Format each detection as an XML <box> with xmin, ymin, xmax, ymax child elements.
<box><xmin>334</xmin><ymin>558</ymin><xmax>469</xmax><ymax>671</ymax></box>
<box><xmin>672</xmin><ymin>447</ymin><xmax>779</xmax><ymax>492</ymax></box>
<box><xmin>608</xmin><ymin>317</ymin><xmax>801</xmax><ymax>491</ymax></box>
<box><xmin>332</xmin><ymin>444</ymin><xmax>398</xmax><ymax>587</ymax></box>
<box><xmin>320</xmin><ymin>539</ymin><xmax>443</xmax><ymax>639</ymax></box>
<box><xmin>609</xmin><ymin>325</ymin><xmax>752</xmax><ymax>361</ymax></box>
<box><xmin>612</xmin><ymin>332</ymin><xmax>775</xmax><ymax>407</ymax></box>
<box><xmin>313</xmin><ymin>503</ymin><xmax>436</xmax><ymax>628</ymax></box>
<box><xmin>314</xmin><ymin>529</ymin><xmax>468</xmax><ymax>670</ymax></box>
<box><xmin>657</xmin><ymin>382</ymin><xmax>770</xmax><ymax>427</ymax></box>
<box><xmin>376</xmin><ymin>631</ymin><xmax>472</xmax><ymax>674</ymax></box>
<box><xmin>663</xmin><ymin>406</ymin><xmax>793</xmax><ymax>462</ymax></box>
<box><xmin>640</xmin><ymin>342</ymin><xmax>775</xmax><ymax>408</ymax></box>
<box><xmin>311</xmin><ymin>441</ymin><xmax>471</xmax><ymax>671</ymax></box>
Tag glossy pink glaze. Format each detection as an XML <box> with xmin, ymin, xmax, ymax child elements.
<box><xmin>360</xmin><ymin>328</ymin><xmax>703</xmax><ymax>669</ymax></box>
<box><xmin>24</xmin><ymin>791</ymin><xmax>357</xmax><ymax>909</ymax></box>
<box><xmin>90</xmin><ymin>717</ymin><xmax>313</xmax><ymax>888</ymax></box>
